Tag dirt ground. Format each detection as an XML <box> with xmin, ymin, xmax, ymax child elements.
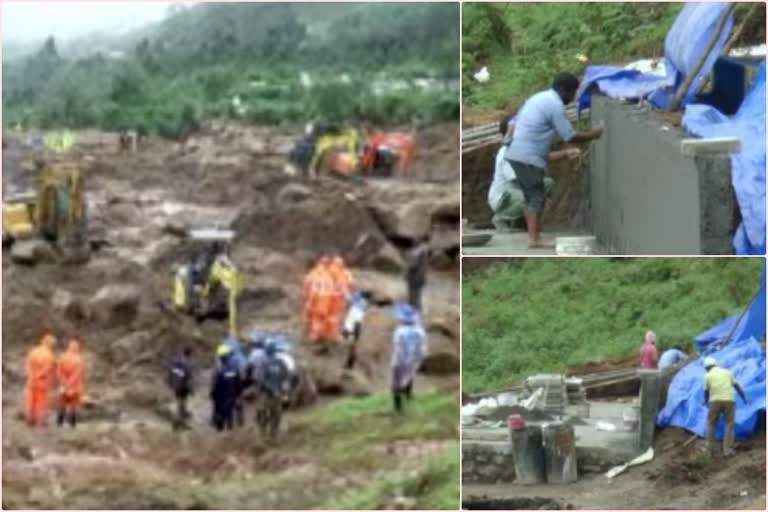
<box><xmin>463</xmin><ymin>427</ymin><xmax>766</xmax><ymax>510</ymax></box>
<box><xmin>1</xmin><ymin>121</ymin><xmax>460</xmax><ymax>509</ymax></box>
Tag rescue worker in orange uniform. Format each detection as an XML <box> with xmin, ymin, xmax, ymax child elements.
<box><xmin>308</xmin><ymin>256</ymin><xmax>337</xmax><ymax>348</ymax></box>
<box><xmin>24</xmin><ymin>331</ymin><xmax>57</xmax><ymax>427</ymax></box>
<box><xmin>56</xmin><ymin>337</ymin><xmax>84</xmax><ymax>428</ymax></box>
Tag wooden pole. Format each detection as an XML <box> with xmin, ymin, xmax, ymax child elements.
<box><xmin>667</xmin><ymin>4</ymin><xmax>736</xmax><ymax>112</ymax></box>
<box><xmin>697</xmin><ymin>3</ymin><xmax>759</xmax><ymax>95</ymax></box>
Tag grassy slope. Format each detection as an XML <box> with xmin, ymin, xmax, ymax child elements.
<box><xmin>462</xmin><ymin>2</ymin><xmax>680</xmax><ymax>113</ymax></box>
<box><xmin>463</xmin><ymin>2</ymin><xmax>766</xmax><ymax>117</ymax></box>
<box><xmin>302</xmin><ymin>389</ymin><xmax>459</xmax><ymax>509</ymax></box>
<box><xmin>462</xmin><ymin>258</ymin><xmax>764</xmax><ymax>392</ymax></box>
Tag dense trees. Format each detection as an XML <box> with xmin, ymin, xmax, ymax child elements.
<box><xmin>3</xmin><ymin>3</ymin><xmax>459</xmax><ymax>137</ymax></box>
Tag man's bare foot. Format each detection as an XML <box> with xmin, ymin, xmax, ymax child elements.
<box><xmin>528</xmin><ymin>238</ymin><xmax>555</xmax><ymax>249</ymax></box>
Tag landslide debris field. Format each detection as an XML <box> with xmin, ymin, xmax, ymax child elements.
<box><xmin>1</xmin><ymin>122</ymin><xmax>461</xmax><ymax>509</ymax></box>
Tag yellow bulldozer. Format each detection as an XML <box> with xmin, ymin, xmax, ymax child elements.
<box><xmin>172</xmin><ymin>228</ymin><xmax>244</xmax><ymax>337</ymax></box>
<box><xmin>2</xmin><ymin>160</ymin><xmax>89</xmax><ymax>260</ymax></box>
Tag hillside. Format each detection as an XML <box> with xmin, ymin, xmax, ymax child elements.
<box><xmin>462</xmin><ymin>258</ymin><xmax>764</xmax><ymax>392</ymax></box>
<box><xmin>462</xmin><ymin>2</ymin><xmax>765</xmax><ymax>123</ymax></box>
<box><xmin>2</xmin><ymin>3</ymin><xmax>460</xmax><ymax>136</ymax></box>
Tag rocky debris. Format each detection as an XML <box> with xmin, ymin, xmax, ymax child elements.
<box><xmin>10</xmin><ymin>239</ymin><xmax>56</xmax><ymax>265</ymax></box>
<box><xmin>421</xmin><ymin>351</ymin><xmax>460</xmax><ymax>375</ymax></box>
<box><xmin>308</xmin><ymin>358</ymin><xmax>374</xmax><ymax>397</ymax></box>
<box><xmin>369</xmin><ymin>200</ymin><xmax>434</xmax><ymax>241</ymax></box>
<box><xmin>50</xmin><ymin>289</ymin><xmax>87</xmax><ymax>322</ymax></box>
<box><xmin>353</xmin><ymin>233</ymin><xmax>404</xmax><ymax>273</ymax></box>
<box><xmin>109</xmin><ymin>330</ymin><xmax>153</xmax><ymax>364</ymax></box>
<box><xmin>87</xmin><ymin>284</ymin><xmax>141</xmax><ymax>327</ymax></box>
<box><xmin>277</xmin><ymin>183</ymin><xmax>313</xmax><ymax>205</ymax></box>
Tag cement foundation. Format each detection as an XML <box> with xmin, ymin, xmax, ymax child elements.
<box><xmin>589</xmin><ymin>96</ymin><xmax>736</xmax><ymax>254</ymax></box>
<box><xmin>462</xmin><ymin>401</ymin><xmax>640</xmax><ymax>484</ymax></box>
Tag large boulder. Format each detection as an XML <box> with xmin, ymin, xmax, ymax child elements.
<box><xmin>10</xmin><ymin>240</ymin><xmax>56</xmax><ymax>265</ymax></box>
<box><xmin>87</xmin><ymin>284</ymin><xmax>141</xmax><ymax>327</ymax></box>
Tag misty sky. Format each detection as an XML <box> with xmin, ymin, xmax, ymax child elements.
<box><xmin>2</xmin><ymin>2</ymin><xmax>187</xmax><ymax>43</ymax></box>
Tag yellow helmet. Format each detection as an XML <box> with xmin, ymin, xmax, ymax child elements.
<box><xmin>216</xmin><ymin>343</ymin><xmax>232</xmax><ymax>357</ymax></box>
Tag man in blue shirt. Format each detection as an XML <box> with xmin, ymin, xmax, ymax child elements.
<box><xmin>505</xmin><ymin>72</ymin><xmax>604</xmax><ymax>247</ymax></box>
<box><xmin>658</xmin><ymin>345</ymin><xmax>688</xmax><ymax>370</ymax></box>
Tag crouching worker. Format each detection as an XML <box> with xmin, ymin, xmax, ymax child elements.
<box><xmin>390</xmin><ymin>303</ymin><xmax>427</xmax><ymax>414</ymax></box>
<box><xmin>210</xmin><ymin>344</ymin><xmax>242</xmax><ymax>432</ymax></box>
<box><xmin>167</xmin><ymin>347</ymin><xmax>194</xmax><ymax>430</ymax></box>
<box><xmin>343</xmin><ymin>291</ymin><xmax>369</xmax><ymax>369</ymax></box>
<box><xmin>56</xmin><ymin>337</ymin><xmax>84</xmax><ymax>428</ymax></box>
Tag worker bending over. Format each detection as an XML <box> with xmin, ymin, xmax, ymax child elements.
<box><xmin>504</xmin><ymin>72</ymin><xmax>603</xmax><ymax>247</ymax></box>
<box><xmin>704</xmin><ymin>357</ymin><xmax>749</xmax><ymax>457</ymax></box>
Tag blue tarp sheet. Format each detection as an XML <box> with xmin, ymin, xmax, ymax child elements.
<box><xmin>683</xmin><ymin>61</ymin><xmax>766</xmax><ymax>255</ymax></box>
<box><xmin>694</xmin><ymin>264</ymin><xmax>767</xmax><ymax>352</ymax></box>
<box><xmin>658</xmin><ymin>262</ymin><xmax>766</xmax><ymax>438</ymax></box>
<box><xmin>576</xmin><ymin>3</ymin><xmax>734</xmax><ymax>111</ymax></box>
<box><xmin>657</xmin><ymin>336</ymin><xmax>766</xmax><ymax>440</ymax></box>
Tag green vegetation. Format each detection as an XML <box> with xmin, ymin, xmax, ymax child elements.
<box><xmin>326</xmin><ymin>448</ymin><xmax>459</xmax><ymax>510</ymax></box>
<box><xmin>463</xmin><ymin>258</ymin><xmax>764</xmax><ymax>392</ymax></box>
<box><xmin>300</xmin><ymin>389</ymin><xmax>459</xmax><ymax>509</ymax></box>
<box><xmin>3</xmin><ymin>3</ymin><xmax>459</xmax><ymax>137</ymax></box>
<box><xmin>300</xmin><ymin>389</ymin><xmax>457</xmax><ymax>467</ymax></box>
<box><xmin>462</xmin><ymin>2</ymin><xmax>763</xmax><ymax>114</ymax></box>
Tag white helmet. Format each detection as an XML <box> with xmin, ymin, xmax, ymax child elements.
<box><xmin>704</xmin><ymin>357</ymin><xmax>717</xmax><ymax>369</ymax></box>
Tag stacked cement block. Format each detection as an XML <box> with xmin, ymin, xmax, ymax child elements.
<box><xmin>526</xmin><ymin>374</ymin><xmax>567</xmax><ymax>415</ymax></box>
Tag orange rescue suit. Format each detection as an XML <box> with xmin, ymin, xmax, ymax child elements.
<box><xmin>57</xmin><ymin>340</ymin><xmax>84</xmax><ymax>408</ymax></box>
<box><xmin>25</xmin><ymin>335</ymin><xmax>56</xmax><ymax>426</ymax></box>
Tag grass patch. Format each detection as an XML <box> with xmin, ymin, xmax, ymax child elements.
<box><xmin>463</xmin><ymin>258</ymin><xmax>764</xmax><ymax>392</ymax></box>
<box><xmin>294</xmin><ymin>389</ymin><xmax>458</xmax><ymax>469</ymax></box>
<box><xmin>325</xmin><ymin>446</ymin><xmax>459</xmax><ymax>510</ymax></box>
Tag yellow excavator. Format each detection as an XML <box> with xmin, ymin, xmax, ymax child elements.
<box><xmin>172</xmin><ymin>229</ymin><xmax>244</xmax><ymax>337</ymax></box>
<box><xmin>2</xmin><ymin>155</ymin><xmax>89</xmax><ymax>260</ymax></box>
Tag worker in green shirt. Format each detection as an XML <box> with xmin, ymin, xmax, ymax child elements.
<box><xmin>703</xmin><ymin>357</ymin><xmax>749</xmax><ymax>457</ymax></box>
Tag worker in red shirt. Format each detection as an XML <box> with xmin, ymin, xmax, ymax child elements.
<box><xmin>639</xmin><ymin>330</ymin><xmax>659</xmax><ymax>369</ymax></box>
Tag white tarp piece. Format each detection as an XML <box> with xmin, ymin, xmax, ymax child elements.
<box><xmin>605</xmin><ymin>447</ymin><xmax>655</xmax><ymax>479</ymax></box>
<box><xmin>473</xmin><ymin>66</ymin><xmax>490</xmax><ymax>83</ymax></box>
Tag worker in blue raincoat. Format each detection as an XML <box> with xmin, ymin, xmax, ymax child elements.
<box><xmin>210</xmin><ymin>344</ymin><xmax>242</xmax><ymax>431</ymax></box>
<box><xmin>390</xmin><ymin>303</ymin><xmax>427</xmax><ymax>413</ymax></box>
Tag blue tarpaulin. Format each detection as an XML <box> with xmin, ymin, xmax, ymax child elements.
<box><xmin>657</xmin><ymin>336</ymin><xmax>766</xmax><ymax>440</ymax></box>
<box><xmin>657</xmin><ymin>262</ymin><xmax>767</xmax><ymax>439</ymax></box>
<box><xmin>683</xmin><ymin>61</ymin><xmax>766</xmax><ymax>255</ymax></box>
<box><xmin>576</xmin><ymin>3</ymin><xmax>734</xmax><ymax>110</ymax></box>
<box><xmin>694</xmin><ymin>264</ymin><xmax>767</xmax><ymax>353</ymax></box>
